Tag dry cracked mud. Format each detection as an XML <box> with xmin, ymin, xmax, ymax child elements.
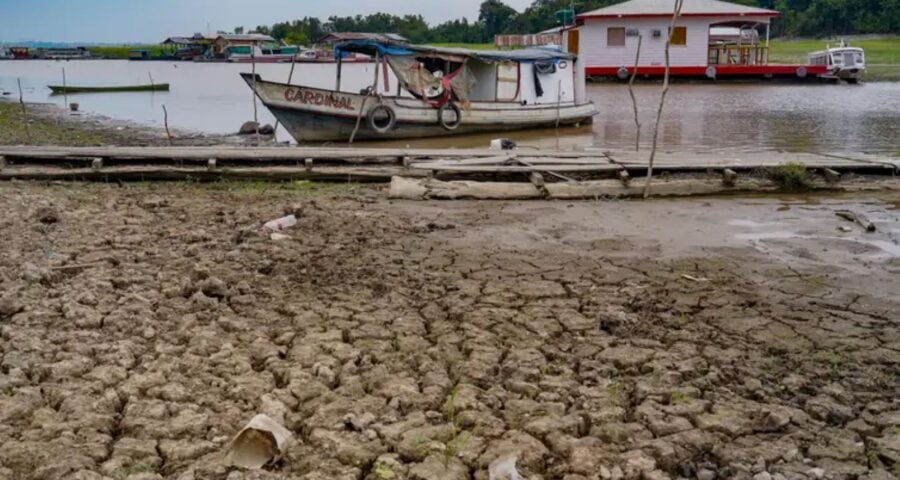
<box><xmin>0</xmin><ymin>182</ymin><xmax>897</xmax><ymax>480</ymax></box>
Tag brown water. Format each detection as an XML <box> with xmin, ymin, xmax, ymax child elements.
<box><xmin>1</xmin><ymin>60</ymin><xmax>898</xmax><ymax>153</ymax></box>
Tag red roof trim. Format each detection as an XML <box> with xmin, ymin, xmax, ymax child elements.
<box><xmin>577</xmin><ymin>12</ymin><xmax>779</xmax><ymax>19</ymax></box>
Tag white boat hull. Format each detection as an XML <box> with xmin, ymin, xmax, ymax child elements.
<box><xmin>242</xmin><ymin>73</ymin><xmax>598</xmax><ymax>142</ymax></box>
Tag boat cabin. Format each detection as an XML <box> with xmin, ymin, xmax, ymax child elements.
<box><xmin>332</xmin><ymin>39</ymin><xmax>587</xmax><ymax>107</ymax></box>
<box><xmin>211</xmin><ymin>33</ymin><xmax>277</xmax><ymax>57</ymax></box>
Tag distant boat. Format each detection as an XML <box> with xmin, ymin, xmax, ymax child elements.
<box><xmin>37</xmin><ymin>47</ymin><xmax>92</xmax><ymax>60</ymax></box>
<box><xmin>48</xmin><ymin>83</ymin><xmax>170</xmax><ymax>94</ymax></box>
<box><xmin>808</xmin><ymin>42</ymin><xmax>866</xmax><ymax>83</ymax></box>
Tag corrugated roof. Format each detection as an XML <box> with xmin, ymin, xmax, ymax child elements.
<box><xmin>578</xmin><ymin>0</ymin><xmax>778</xmax><ymax>18</ymax></box>
<box><xmin>317</xmin><ymin>32</ymin><xmax>409</xmax><ymax>44</ymax></box>
<box><xmin>217</xmin><ymin>33</ymin><xmax>276</xmax><ymax>42</ymax></box>
<box><xmin>335</xmin><ymin>39</ymin><xmax>575</xmax><ymax>62</ymax></box>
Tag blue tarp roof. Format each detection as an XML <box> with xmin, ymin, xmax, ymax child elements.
<box><xmin>334</xmin><ymin>39</ymin><xmax>575</xmax><ymax>63</ymax></box>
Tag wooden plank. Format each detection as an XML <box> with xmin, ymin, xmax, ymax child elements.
<box><xmin>0</xmin><ymin>145</ymin><xmax>611</xmax><ymax>161</ymax></box>
<box><xmin>423</xmin><ymin>164</ymin><xmax>622</xmax><ymax>173</ymax></box>
<box><xmin>0</xmin><ymin>165</ymin><xmax>422</xmax><ymax>182</ymax></box>
<box><xmin>835</xmin><ymin>210</ymin><xmax>876</xmax><ymax>232</ymax></box>
<box><xmin>389</xmin><ymin>177</ymin><xmax>542</xmax><ymax>200</ymax></box>
<box><xmin>411</xmin><ymin>155</ymin><xmax>515</xmax><ymax>168</ymax></box>
<box><xmin>546</xmin><ymin>178</ymin><xmax>774</xmax><ymax>199</ymax></box>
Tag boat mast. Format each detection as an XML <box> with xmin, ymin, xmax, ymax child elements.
<box><xmin>336</xmin><ymin>56</ymin><xmax>343</xmax><ymax>91</ymax></box>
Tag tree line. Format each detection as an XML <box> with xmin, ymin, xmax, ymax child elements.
<box><xmin>250</xmin><ymin>0</ymin><xmax>898</xmax><ymax>45</ymax></box>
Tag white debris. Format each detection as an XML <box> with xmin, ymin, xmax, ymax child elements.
<box><xmin>224</xmin><ymin>414</ymin><xmax>294</xmax><ymax>469</ymax></box>
<box><xmin>489</xmin><ymin>455</ymin><xmax>522</xmax><ymax>480</ymax></box>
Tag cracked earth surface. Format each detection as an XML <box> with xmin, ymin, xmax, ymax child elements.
<box><xmin>0</xmin><ymin>183</ymin><xmax>897</xmax><ymax>480</ymax></box>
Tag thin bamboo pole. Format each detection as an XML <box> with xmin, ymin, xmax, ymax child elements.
<box><xmin>628</xmin><ymin>35</ymin><xmax>643</xmax><ymax>151</ymax></box>
<box><xmin>62</xmin><ymin>68</ymin><xmax>68</xmax><ymax>115</ymax></box>
<box><xmin>555</xmin><ymin>80</ymin><xmax>562</xmax><ymax>150</ymax></box>
<box><xmin>162</xmin><ymin>105</ymin><xmax>173</xmax><ymax>145</ymax></box>
<box><xmin>251</xmin><ymin>47</ymin><xmax>259</xmax><ymax>144</ymax></box>
<box><xmin>643</xmin><ymin>0</ymin><xmax>684</xmax><ymax>198</ymax></box>
<box><xmin>17</xmin><ymin>78</ymin><xmax>31</xmax><ymax>144</ymax></box>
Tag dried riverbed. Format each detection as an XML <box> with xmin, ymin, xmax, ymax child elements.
<box><xmin>0</xmin><ymin>183</ymin><xmax>898</xmax><ymax>480</ymax></box>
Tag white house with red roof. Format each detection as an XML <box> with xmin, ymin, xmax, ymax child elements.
<box><xmin>573</xmin><ymin>0</ymin><xmax>825</xmax><ymax>79</ymax></box>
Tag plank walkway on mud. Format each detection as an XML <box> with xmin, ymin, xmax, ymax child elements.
<box><xmin>0</xmin><ymin>146</ymin><xmax>896</xmax><ymax>182</ymax></box>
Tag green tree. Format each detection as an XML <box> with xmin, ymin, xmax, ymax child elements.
<box><xmin>479</xmin><ymin>0</ymin><xmax>519</xmax><ymax>38</ymax></box>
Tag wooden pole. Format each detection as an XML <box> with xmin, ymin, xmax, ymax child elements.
<box><xmin>17</xmin><ymin>78</ymin><xmax>31</xmax><ymax>144</ymax></box>
<box><xmin>336</xmin><ymin>56</ymin><xmax>343</xmax><ymax>91</ymax></box>
<box><xmin>273</xmin><ymin>49</ymin><xmax>298</xmax><ymax>138</ymax></box>
<box><xmin>251</xmin><ymin>47</ymin><xmax>260</xmax><ymax>144</ymax></box>
<box><xmin>643</xmin><ymin>0</ymin><xmax>684</xmax><ymax>198</ymax></box>
<box><xmin>555</xmin><ymin>80</ymin><xmax>562</xmax><ymax>150</ymax></box>
<box><xmin>349</xmin><ymin>52</ymin><xmax>379</xmax><ymax>145</ymax></box>
<box><xmin>162</xmin><ymin>105</ymin><xmax>173</xmax><ymax>145</ymax></box>
<box><xmin>628</xmin><ymin>35</ymin><xmax>643</xmax><ymax>151</ymax></box>
<box><xmin>62</xmin><ymin>68</ymin><xmax>68</xmax><ymax>116</ymax></box>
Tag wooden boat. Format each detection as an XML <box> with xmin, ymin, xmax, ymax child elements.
<box><xmin>242</xmin><ymin>40</ymin><xmax>597</xmax><ymax>142</ymax></box>
<box><xmin>808</xmin><ymin>41</ymin><xmax>865</xmax><ymax>83</ymax></box>
<box><xmin>48</xmin><ymin>83</ymin><xmax>170</xmax><ymax>94</ymax></box>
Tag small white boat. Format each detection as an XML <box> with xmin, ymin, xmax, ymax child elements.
<box><xmin>242</xmin><ymin>39</ymin><xmax>597</xmax><ymax>143</ymax></box>
<box><xmin>226</xmin><ymin>44</ymin><xmax>301</xmax><ymax>63</ymax></box>
<box><xmin>808</xmin><ymin>42</ymin><xmax>866</xmax><ymax>83</ymax></box>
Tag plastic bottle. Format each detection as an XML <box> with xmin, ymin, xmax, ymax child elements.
<box><xmin>263</xmin><ymin>214</ymin><xmax>297</xmax><ymax>232</ymax></box>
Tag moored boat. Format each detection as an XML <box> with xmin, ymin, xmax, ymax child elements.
<box><xmin>809</xmin><ymin>42</ymin><xmax>866</xmax><ymax>83</ymax></box>
<box><xmin>225</xmin><ymin>44</ymin><xmax>300</xmax><ymax>63</ymax></box>
<box><xmin>48</xmin><ymin>83</ymin><xmax>170</xmax><ymax>94</ymax></box>
<box><xmin>242</xmin><ymin>40</ymin><xmax>597</xmax><ymax>142</ymax></box>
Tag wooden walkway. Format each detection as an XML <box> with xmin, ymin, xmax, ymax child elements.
<box><xmin>0</xmin><ymin>146</ymin><xmax>896</xmax><ymax>182</ymax></box>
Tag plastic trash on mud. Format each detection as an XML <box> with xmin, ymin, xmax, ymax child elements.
<box><xmin>489</xmin><ymin>455</ymin><xmax>522</xmax><ymax>480</ymax></box>
<box><xmin>224</xmin><ymin>414</ymin><xmax>294</xmax><ymax>469</ymax></box>
<box><xmin>262</xmin><ymin>214</ymin><xmax>297</xmax><ymax>232</ymax></box>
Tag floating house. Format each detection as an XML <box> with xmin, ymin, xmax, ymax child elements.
<box><xmin>573</xmin><ymin>0</ymin><xmax>826</xmax><ymax>79</ymax></box>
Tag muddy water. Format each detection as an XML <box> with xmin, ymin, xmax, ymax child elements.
<box><xmin>1</xmin><ymin>60</ymin><xmax>898</xmax><ymax>153</ymax></box>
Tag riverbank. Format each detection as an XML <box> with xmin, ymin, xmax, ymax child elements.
<box><xmin>0</xmin><ymin>181</ymin><xmax>897</xmax><ymax>479</ymax></box>
<box><xmin>0</xmin><ymin>100</ymin><xmax>267</xmax><ymax>147</ymax></box>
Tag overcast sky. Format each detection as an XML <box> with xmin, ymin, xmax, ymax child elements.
<box><xmin>0</xmin><ymin>0</ymin><xmax>535</xmax><ymax>43</ymax></box>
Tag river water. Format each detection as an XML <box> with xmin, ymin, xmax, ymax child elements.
<box><xmin>1</xmin><ymin>60</ymin><xmax>898</xmax><ymax>153</ymax></box>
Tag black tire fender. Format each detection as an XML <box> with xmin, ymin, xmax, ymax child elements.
<box><xmin>366</xmin><ymin>105</ymin><xmax>396</xmax><ymax>134</ymax></box>
<box><xmin>438</xmin><ymin>102</ymin><xmax>463</xmax><ymax>131</ymax></box>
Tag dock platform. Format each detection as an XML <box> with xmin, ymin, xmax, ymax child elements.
<box><xmin>0</xmin><ymin>146</ymin><xmax>896</xmax><ymax>183</ymax></box>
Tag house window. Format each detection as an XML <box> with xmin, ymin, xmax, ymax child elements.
<box><xmin>608</xmin><ymin>27</ymin><xmax>626</xmax><ymax>47</ymax></box>
<box><xmin>670</xmin><ymin>26</ymin><xmax>687</xmax><ymax>45</ymax></box>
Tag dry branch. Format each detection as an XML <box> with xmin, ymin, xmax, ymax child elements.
<box><xmin>628</xmin><ymin>35</ymin><xmax>643</xmax><ymax>151</ymax></box>
<box><xmin>643</xmin><ymin>0</ymin><xmax>684</xmax><ymax>198</ymax></box>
